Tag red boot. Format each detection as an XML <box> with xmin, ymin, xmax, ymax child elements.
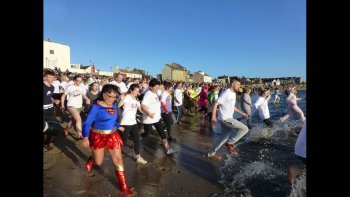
<box><xmin>86</xmin><ymin>156</ymin><xmax>93</xmax><ymax>172</ymax></box>
<box><xmin>115</xmin><ymin>170</ymin><xmax>135</xmax><ymax>196</ymax></box>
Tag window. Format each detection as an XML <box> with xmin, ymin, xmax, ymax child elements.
<box><xmin>50</xmin><ymin>50</ymin><xmax>54</xmax><ymax>54</ymax></box>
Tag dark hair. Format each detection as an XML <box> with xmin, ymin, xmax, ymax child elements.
<box><xmin>114</xmin><ymin>73</ymin><xmax>123</xmax><ymax>78</ymax></box>
<box><xmin>73</xmin><ymin>75</ymin><xmax>82</xmax><ymax>81</ymax></box>
<box><xmin>96</xmin><ymin>84</ymin><xmax>120</xmax><ymax>101</ymax></box>
<box><xmin>243</xmin><ymin>87</ymin><xmax>251</xmax><ymax>93</ymax></box>
<box><xmin>230</xmin><ymin>77</ymin><xmax>241</xmax><ymax>85</ymax></box>
<box><xmin>126</xmin><ymin>83</ymin><xmax>139</xmax><ymax>94</ymax></box>
<box><xmin>259</xmin><ymin>89</ymin><xmax>269</xmax><ymax>96</ymax></box>
<box><xmin>149</xmin><ymin>78</ymin><xmax>160</xmax><ymax>87</ymax></box>
<box><xmin>164</xmin><ymin>81</ymin><xmax>173</xmax><ymax>90</ymax></box>
<box><xmin>43</xmin><ymin>69</ymin><xmax>56</xmax><ymax>77</ymax></box>
<box><xmin>89</xmin><ymin>82</ymin><xmax>98</xmax><ymax>91</ymax></box>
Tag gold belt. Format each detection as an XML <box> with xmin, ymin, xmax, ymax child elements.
<box><xmin>91</xmin><ymin>128</ymin><xmax>117</xmax><ymax>134</ymax></box>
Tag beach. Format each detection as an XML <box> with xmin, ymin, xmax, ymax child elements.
<box><xmin>44</xmin><ymin>114</ymin><xmax>225</xmax><ymax>197</ymax></box>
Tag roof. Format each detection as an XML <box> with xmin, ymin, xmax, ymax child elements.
<box><xmin>217</xmin><ymin>75</ymin><xmax>229</xmax><ymax>79</ymax></box>
<box><xmin>167</xmin><ymin>63</ymin><xmax>187</xmax><ymax>71</ymax></box>
<box><xmin>132</xmin><ymin>68</ymin><xmax>145</xmax><ymax>74</ymax></box>
<box><xmin>194</xmin><ymin>71</ymin><xmax>211</xmax><ymax>77</ymax></box>
<box><xmin>80</xmin><ymin>65</ymin><xmax>92</xmax><ymax>69</ymax></box>
<box><xmin>262</xmin><ymin>78</ymin><xmax>275</xmax><ymax>82</ymax></box>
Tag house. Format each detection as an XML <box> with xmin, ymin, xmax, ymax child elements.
<box><xmin>192</xmin><ymin>71</ymin><xmax>212</xmax><ymax>83</ymax></box>
<box><xmin>156</xmin><ymin>74</ymin><xmax>162</xmax><ymax>81</ymax></box>
<box><xmin>43</xmin><ymin>39</ymin><xmax>70</xmax><ymax>71</ymax></box>
<box><xmin>217</xmin><ymin>75</ymin><xmax>230</xmax><ymax>85</ymax></box>
<box><xmin>162</xmin><ymin>63</ymin><xmax>189</xmax><ymax>82</ymax></box>
<box><xmin>263</xmin><ymin>78</ymin><xmax>281</xmax><ymax>86</ymax></box>
<box><xmin>277</xmin><ymin>77</ymin><xmax>301</xmax><ymax>85</ymax></box>
<box><xmin>248</xmin><ymin>78</ymin><xmax>263</xmax><ymax>85</ymax></box>
<box><xmin>187</xmin><ymin>74</ymin><xmax>194</xmax><ymax>83</ymax></box>
<box><xmin>113</xmin><ymin>66</ymin><xmax>143</xmax><ymax>79</ymax></box>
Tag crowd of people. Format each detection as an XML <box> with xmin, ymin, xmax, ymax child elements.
<box><xmin>43</xmin><ymin>68</ymin><xmax>306</xmax><ymax>196</ymax></box>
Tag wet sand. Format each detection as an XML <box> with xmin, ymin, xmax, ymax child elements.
<box><xmin>44</xmin><ymin>113</ymin><xmax>227</xmax><ymax>197</ymax></box>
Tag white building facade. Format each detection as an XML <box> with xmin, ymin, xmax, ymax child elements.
<box><xmin>43</xmin><ymin>40</ymin><xmax>70</xmax><ymax>71</ymax></box>
<box><xmin>193</xmin><ymin>71</ymin><xmax>212</xmax><ymax>83</ymax></box>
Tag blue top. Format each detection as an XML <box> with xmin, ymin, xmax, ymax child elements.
<box><xmin>82</xmin><ymin>103</ymin><xmax>120</xmax><ymax>138</ymax></box>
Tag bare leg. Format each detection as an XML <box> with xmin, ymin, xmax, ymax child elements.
<box><xmin>280</xmin><ymin>108</ymin><xmax>293</xmax><ymax>122</ymax></box>
<box><xmin>288</xmin><ymin>167</ymin><xmax>304</xmax><ymax>185</ymax></box>
<box><xmin>292</xmin><ymin>105</ymin><xmax>306</xmax><ymax>121</ymax></box>
<box><xmin>92</xmin><ymin>148</ymin><xmax>105</xmax><ymax>166</ymax></box>
<box><xmin>67</xmin><ymin>107</ymin><xmax>83</xmax><ymax>135</ymax></box>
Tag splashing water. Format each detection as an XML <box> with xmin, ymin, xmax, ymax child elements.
<box><xmin>215</xmin><ymin>90</ymin><xmax>306</xmax><ymax>197</ymax></box>
<box><xmin>289</xmin><ymin>173</ymin><xmax>306</xmax><ymax>197</ymax></box>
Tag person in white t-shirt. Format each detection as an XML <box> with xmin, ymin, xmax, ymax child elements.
<box><xmin>288</xmin><ymin>122</ymin><xmax>306</xmax><ymax>185</ymax></box>
<box><xmin>99</xmin><ymin>77</ymin><xmax>109</xmax><ymax>92</ymax></box>
<box><xmin>59</xmin><ymin>74</ymin><xmax>71</xmax><ymax>93</ymax></box>
<box><xmin>141</xmin><ymin>79</ymin><xmax>175</xmax><ymax>155</ymax></box>
<box><xmin>160</xmin><ymin>82</ymin><xmax>176</xmax><ymax>142</ymax></box>
<box><xmin>60</xmin><ymin>75</ymin><xmax>91</xmax><ymax>137</ymax></box>
<box><xmin>118</xmin><ymin>84</ymin><xmax>147</xmax><ymax>164</ymax></box>
<box><xmin>127</xmin><ymin>78</ymin><xmax>140</xmax><ymax>89</ymax></box>
<box><xmin>273</xmin><ymin>88</ymin><xmax>281</xmax><ymax>103</ymax></box>
<box><xmin>252</xmin><ymin>89</ymin><xmax>274</xmax><ymax>127</ymax></box>
<box><xmin>51</xmin><ymin>75</ymin><xmax>61</xmax><ymax>94</ymax></box>
<box><xmin>109</xmin><ymin>73</ymin><xmax>128</xmax><ymax>94</ymax></box>
<box><xmin>174</xmin><ymin>81</ymin><xmax>187</xmax><ymax>125</ymax></box>
<box><xmin>208</xmin><ymin>78</ymin><xmax>249</xmax><ymax>159</ymax></box>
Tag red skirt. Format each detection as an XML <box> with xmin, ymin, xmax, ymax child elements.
<box><xmin>89</xmin><ymin>129</ymin><xmax>124</xmax><ymax>150</ymax></box>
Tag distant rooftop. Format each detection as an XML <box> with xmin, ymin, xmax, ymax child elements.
<box><xmin>167</xmin><ymin>63</ymin><xmax>187</xmax><ymax>71</ymax></box>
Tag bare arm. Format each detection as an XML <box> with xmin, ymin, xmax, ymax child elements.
<box><xmin>82</xmin><ymin>94</ymin><xmax>91</xmax><ymax>104</ymax></box>
<box><xmin>234</xmin><ymin>106</ymin><xmax>248</xmax><ymax>119</ymax></box>
<box><xmin>60</xmin><ymin>92</ymin><xmax>67</xmax><ymax>109</ymax></box>
<box><xmin>117</xmin><ymin>96</ymin><xmax>126</xmax><ymax>108</ymax></box>
<box><xmin>211</xmin><ymin>101</ymin><xmax>220</xmax><ymax>125</ymax></box>
<box><xmin>141</xmin><ymin>104</ymin><xmax>155</xmax><ymax>118</ymax></box>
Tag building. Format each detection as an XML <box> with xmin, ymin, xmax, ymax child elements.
<box><xmin>162</xmin><ymin>63</ymin><xmax>189</xmax><ymax>82</ymax></box>
<box><xmin>217</xmin><ymin>75</ymin><xmax>230</xmax><ymax>85</ymax></box>
<box><xmin>263</xmin><ymin>78</ymin><xmax>281</xmax><ymax>86</ymax></box>
<box><xmin>278</xmin><ymin>77</ymin><xmax>301</xmax><ymax>85</ymax></box>
<box><xmin>247</xmin><ymin>78</ymin><xmax>263</xmax><ymax>85</ymax></box>
<box><xmin>98</xmin><ymin>70</ymin><xmax>114</xmax><ymax>77</ymax></box>
<box><xmin>192</xmin><ymin>71</ymin><xmax>212</xmax><ymax>83</ymax></box>
<box><xmin>44</xmin><ymin>39</ymin><xmax>116</xmax><ymax>76</ymax></box>
<box><xmin>187</xmin><ymin>74</ymin><xmax>194</xmax><ymax>83</ymax></box>
<box><xmin>156</xmin><ymin>74</ymin><xmax>162</xmax><ymax>81</ymax></box>
<box><xmin>43</xmin><ymin>39</ymin><xmax>70</xmax><ymax>71</ymax></box>
<box><xmin>113</xmin><ymin>66</ymin><xmax>143</xmax><ymax>79</ymax></box>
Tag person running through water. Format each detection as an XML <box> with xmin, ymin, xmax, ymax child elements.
<box><xmin>207</xmin><ymin>78</ymin><xmax>249</xmax><ymax>159</ymax></box>
<box><xmin>140</xmin><ymin>78</ymin><xmax>176</xmax><ymax>155</ymax></box>
<box><xmin>252</xmin><ymin>89</ymin><xmax>274</xmax><ymax>127</ymax></box>
<box><xmin>288</xmin><ymin>121</ymin><xmax>306</xmax><ymax>185</ymax></box>
<box><xmin>160</xmin><ymin>81</ymin><xmax>176</xmax><ymax>142</ymax></box>
<box><xmin>280</xmin><ymin>87</ymin><xmax>306</xmax><ymax>122</ymax></box>
<box><xmin>273</xmin><ymin>88</ymin><xmax>281</xmax><ymax>103</ymax></box>
<box><xmin>118</xmin><ymin>84</ymin><xmax>148</xmax><ymax>164</ymax></box>
<box><xmin>61</xmin><ymin>75</ymin><xmax>91</xmax><ymax>137</ymax></box>
<box><xmin>240</xmin><ymin>87</ymin><xmax>253</xmax><ymax>129</ymax></box>
<box><xmin>82</xmin><ymin>84</ymin><xmax>135</xmax><ymax>196</ymax></box>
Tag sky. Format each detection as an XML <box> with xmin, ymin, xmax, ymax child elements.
<box><xmin>44</xmin><ymin>0</ymin><xmax>306</xmax><ymax>80</ymax></box>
